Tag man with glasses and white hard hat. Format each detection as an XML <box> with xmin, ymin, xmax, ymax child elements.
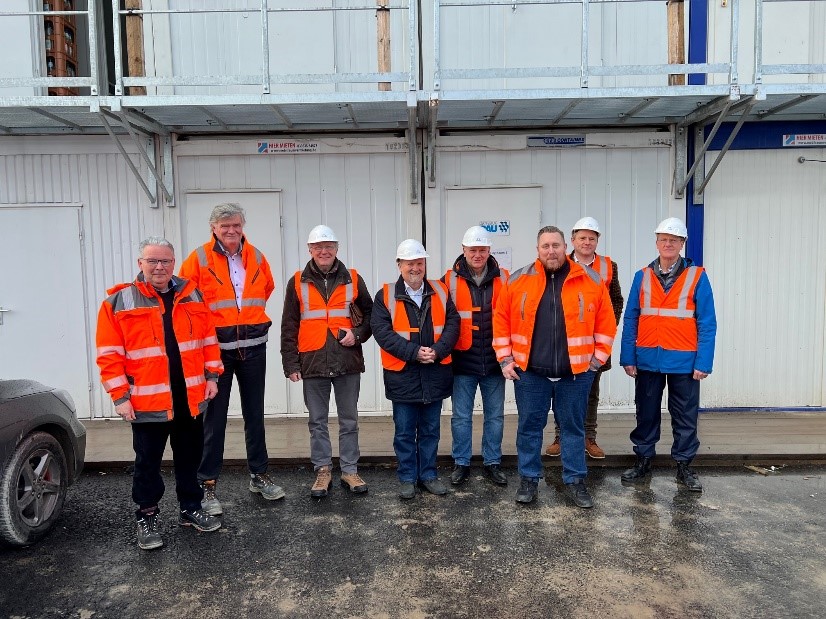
<box><xmin>280</xmin><ymin>225</ymin><xmax>374</xmax><ymax>497</ymax></box>
<box><xmin>442</xmin><ymin>226</ymin><xmax>509</xmax><ymax>487</ymax></box>
<box><xmin>620</xmin><ymin>217</ymin><xmax>717</xmax><ymax>492</ymax></box>
<box><xmin>545</xmin><ymin>216</ymin><xmax>624</xmax><ymax>460</ymax></box>
<box><xmin>371</xmin><ymin>239</ymin><xmax>460</xmax><ymax>500</ymax></box>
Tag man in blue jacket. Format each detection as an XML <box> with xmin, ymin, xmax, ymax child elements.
<box><xmin>620</xmin><ymin>217</ymin><xmax>717</xmax><ymax>491</ymax></box>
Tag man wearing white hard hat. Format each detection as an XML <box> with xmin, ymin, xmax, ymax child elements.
<box><xmin>442</xmin><ymin>226</ymin><xmax>509</xmax><ymax>487</ymax></box>
<box><xmin>545</xmin><ymin>216</ymin><xmax>624</xmax><ymax>460</ymax></box>
<box><xmin>281</xmin><ymin>225</ymin><xmax>374</xmax><ymax>497</ymax></box>
<box><xmin>371</xmin><ymin>239</ymin><xmax>460</xmax><ymax>499</ymax></box>
<box><xmin>620</xmin><ymin>217</ymin><xmax>717</xmax><ymax>492</ymax></box>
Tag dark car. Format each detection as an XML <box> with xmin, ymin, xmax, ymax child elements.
<box><xmin>0</xmin><ymin>379</ymin><xmax>86</xmax><ymax>547</ymax></box>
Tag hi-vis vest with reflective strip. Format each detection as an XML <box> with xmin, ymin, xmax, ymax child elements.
<box><xmin>492</xmin><ymin>259</ymin><xmax>616</xmax><ymax>374</ymax></box>
<box><xmin>444</xmin><ymin>269</ymin><xmax>508</xmax><ymax>351</ymax></box>
<box><xmin>179</xmin><ymin>239</ymin><xmax>274</xmax><ymax>350</ymax></box>
<box><xmin>591</xmin><ymin>254</ymin><xmax>613</xmax><ymax>286</ymax></box>
<box><xmin>95</xmin><ymin>276</ymin><xmax>223</xmax><ymax>420</ymax></box>
<box><xmin>637</xmin><ymin>265</ymin><xmax>702</xmax><ymax>353</ymax></box>
<box><xmin>381</xmin><ymin>280</ymin><xmax>452</xmax><ymax>371</ymax></box>
<box><xmin>295</xmin><ymin>269</ymin><xmax>358</xmax><ymax>352</ymax></box>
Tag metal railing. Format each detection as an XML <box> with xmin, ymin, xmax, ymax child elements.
<box><xmin>755</xmin><ymin>0</ymin><xmax>826</xmax><ymax>87</ymax></box>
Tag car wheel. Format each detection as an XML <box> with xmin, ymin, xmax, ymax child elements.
<box><xmin>0</xmin><ymin>431</ymin><xmax>68</xmax><ymax>547</ymax></box>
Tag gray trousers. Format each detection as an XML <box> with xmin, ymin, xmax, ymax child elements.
<box><xmin>303</xmin><ymin>373</ymin><xmax>361</xmax><ymax>474</ymax></box>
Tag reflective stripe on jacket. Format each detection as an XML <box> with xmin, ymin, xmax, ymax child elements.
<box><xmin>178</xmin><ymin>237</ymin><xmax>274</xmax><ymax>350</ymax></box>
<box><xmin>296</xmin><ymin>268</ymin><xmax>358</xmax><ymax>352</ymax></box>
<box><xmin>444</xmin><ymin>268</ymin><xmax>508</xmax><ymax>351</ymax></box>
<box><xmin>592</xmin><ymin>254</ymin><xmax>613</xmax><ymax>286</ymax></box>
<box><xmin>381</xmin><ymin>279</ymin><xmax>452</xmax><ymax>371</ymax></box>
<box><xmin>637</xmin><ymin>265</ymin><xmax>701</xmax><ymax>352</ymax></box>
<box><xmin>492</xmin><ymin>258</ymin><xmax>617</xmax><ymax>374</ymax></box>
<box><xmin>96</xmin><ymin>275</ymin><xmax>223</xmax><ymax>420</ymax></box>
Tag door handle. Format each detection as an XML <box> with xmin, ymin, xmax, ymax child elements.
<box><xmin>0</xmin><ymin>307</ymin><xmax>10</xmax><ymax>326</ymax></box>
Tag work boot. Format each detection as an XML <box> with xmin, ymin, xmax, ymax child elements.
<box><xmin>676</xmin><ymin>462</ymin><xmax>703</xmax><ymax>492</ymax></box>
<box><xmin>564</xmin><ymin>481</ymin><xmax>594</xmax><ymax>509</ymax></box>
<box><xmin>136</xmin><ymin>509</ymin><xmax>163</xmax><ymax>551</ymax></box>
<box><xmin>585</xmin><ymin>437</ymin><xmax>606</xmax><ymax>459</ymax></box>
<box><xmin>340</xmin><ymin>472</ymin><xmax>369</xmax><ymax>494</ymax></box>
<box><xmin>484</xmin><ymin>464</ymin><xmax>508</xmax><ymax>486</ymax></box>
<box><xmin>311</xmin><ymin>466</ymin><xmax>333</xmax><ymax>498</ymax></box>
<box><xmin>544</xmin><ymin>436</ymin><xmax>561</xmax><ymax>457</ymax></box>
<box><xmin>418</xmin><ymin>478</ymin><xmax>448</xmax><ymax>496</ymax></box>
<box><xmin>621</xmin><ymin>456</ymin><xmax>653</xmax><ymax>483</ymax></box>
<box><xmin>249</xmin><ymin>473</ymin><xmax>286</xmax><ymax>500</ymax></box>
<box><xmin>398</xmin><ymin>482</ymin><xmax>416</xmax><ymax>500</ymax></box>
<box><xmin>200</xmin><ymin>480</ymin><xmax>222</xmax><ymax>516</ymax></box>
<box><xmin>178</xmin><ymin>508</ymin><xmax>221</xmax><ymax>532</ymax></box>
<box><xmin>515</xmin><ymin>477</ymin><xmax>538</xmax><ymax>504</ymax></box>
<box><xmin>450</xmin><ymin>465</ymin><xmax>471</xmax><ymax>486</ymax></box>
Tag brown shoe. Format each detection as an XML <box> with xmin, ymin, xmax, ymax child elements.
<box><xmin>311</xmin><ymin>466</ymin><xmax>332</xmax><ymax>498</ymax></box>
<box><xmin>340</xmin><ymin>472</ymin><xmax>368</xmax><ymax>494</ymax></box>
<box><xmin>585</xmin><ymin>437</ymin><xmax>606</xmax><ymax>459</ymax></box>
<box><xmin>544</xmin><ymin>436</ymin><xmax>561</xmax><ymax>457</ymax></box>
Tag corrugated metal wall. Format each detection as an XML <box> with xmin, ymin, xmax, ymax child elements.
<box><xmin>702</xmin><ymin>147</ymin><xmax>826</xmax><ymax>407</ymax></box>
<box><xmin>0</xmin><ymin>136</ymin><xmax>162</xmax><ymax>418</ymax></box>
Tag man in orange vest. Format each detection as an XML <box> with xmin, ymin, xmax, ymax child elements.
<box><xmin>179</xmin><ymin>203</ymin><xmax>283</xmax><ymax>517</ymax></box>
<box><xmin>443</xmin><ymin>226</ymin><xmax>509</xmax><ymax>487</ymax></box>
<box><xmin>280</xmin><ymin>225</ymin><xmax>374</xmax><ymax>498</ymax></box>
<box><xmin>493</xmin><ymin>226</ymin><xmax>616</xmax><ymax>506</ymax></box>
<box><xmin>545</xmin><ymin>217</ymin><xmax>624</xmax><ymax>460</ymax></box>
<box><xmin>96</xmin><ymin>237</ymin><xmax>223</xmax><ymax>550</ymax></box>
<box><xmin>620</xmin><ymin>217</ymin><xmax>717</xmax><ymax>492</ymax></box>
<box><xmin>371</xmin><ymin>239</ymin><xmax>460</xmax><ymax>499</ymax></box>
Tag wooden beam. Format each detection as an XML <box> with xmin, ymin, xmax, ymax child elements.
<box><xmin>667</xmin><ymin>0</ymin><xmax>685</xmax><ymax>86</ymax></box>
<box><xmin>125</xmin><ymin>0</ymin><xmax>146</xmax><ymax>95</ymax></box>
<box><xmin>377</xmin><ymin>0</ymin><xmax>391</xmax><ymax>91</ymax></box>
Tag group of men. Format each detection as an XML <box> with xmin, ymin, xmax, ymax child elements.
<box><xmin>96</xmin><ymin>203</ymin><xmax>716</xmax><ymax>551</ymax></box>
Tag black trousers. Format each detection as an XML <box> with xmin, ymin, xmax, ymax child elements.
<box><xmin>132</xmin><ymin>407</ymin><xmax>204</xmax><ymax>516</ymax></box>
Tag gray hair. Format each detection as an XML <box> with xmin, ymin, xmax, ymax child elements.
<box><xmin>537</xmin><ymin>225</ymin><xmax>565</xmax><ymax>243</ymax></box>
<box><xmin>209</xmin><ymin>203</ymin><xmax>246</xmax><ymax>225</ymax></box>
<box><xmin>139</xmin><ymin>236</ymin><xmax>175</xmax><ymax>257</ymax></box>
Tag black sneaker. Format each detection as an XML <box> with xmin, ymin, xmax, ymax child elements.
<box><xmin>418</xmin><ymin>478</ymin><xmax>448</xmax><ymax>495</ymax></box>
<box><xmin>515</xmin><ymin>477</ymin><xmax>538</xmax><ymax>504</ymax></box>
<box><xmin>398</xmin><ymin>482</ymin><xmax>416</xmax><ymax>500</ymax></box>
<box><xmin>136</xmin><ymin>511</ymin><xmax>163</xmax><ymax>550</ymax></box>
<box><xmin>564</xmin><ymin>481</ymin><xmax>594</xmax><ymax>509</ymax></box>
<box><xmin>676</xmin><ymin>462</ymin><xmax>703</xmax><ymax>492</ymax></box>
<box><xmin>484</xmin><ymin>464</ymin><xmax>508</xmax><ymax>486</ymax></box>
<box><xmin>178</xmin><ymin>508</ymin><xmax>221</xmax><ymax>532</ymax></box>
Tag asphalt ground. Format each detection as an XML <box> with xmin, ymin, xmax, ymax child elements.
<box><xmin>1</xmin><ymin>464</ymin><xmax>824</xmax><ymax>619</ymax></box>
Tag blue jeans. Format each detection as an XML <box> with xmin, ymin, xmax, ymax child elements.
<box><xmin>632</xmin><ymin>370</ymin><xmax>701</xmax><ymax>462</ymax></box>
<box><xmin>514</xmin><ymin>369</ymin><xmax>595</xmax><ymax>484</ymax></box>
<box><xmin>451</xmin><ymin>373</ymin><xmax>506</xmax><ymax>466</ymax></box>
<box><xmin>392</xmin><ymin>401</ymin><xmax>443</xmax><ymax>483</ymax></box>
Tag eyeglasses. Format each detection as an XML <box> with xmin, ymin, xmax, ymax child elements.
<box><xmin>310</xmin><ymin>243</ymin><xmax>338</xmax><ymax>252</ymax></box>
<box><xmin>141</xmin><ymin>258</ymin><xmax>174</xmax><ymax>267</ymax></box>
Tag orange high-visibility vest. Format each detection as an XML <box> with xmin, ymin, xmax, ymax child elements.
<box><xmin>295</xmin><ymin>269</ymin><xmax>358</xmax><ymax>352</ymax></box>
<box><xmin>591</xmin><ymin>254</ymin><xmax>613</xmax><ymax>286</ymax></box>
<box><xmin>444</xmin><ymin>270</ymin><xmax>508</xmax><ymax>351</ymax></box>
<box><xmin>96</xmin><ymin>277</ymin><xmax>224</xmax><ymax>420</ymax></box>
<box><xmin>380</xmin><ymin>280</ymin><xmax>452</xmax><ymax>371</ymax></box>
<box><xmin>492</xmin><ymin>259</ymin><xmax>616</xmax><ymax>373</ymax></box>
<box><xmin>637</xmin><ymin>266</ymin><xmax>702</xmax><ymax>353</ymax></box>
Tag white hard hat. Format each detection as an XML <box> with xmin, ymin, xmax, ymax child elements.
<box><xmin>461</xmin><ymin>226</ymin><xmax>492</xmax><ymax>247</ymax></box>
<box><xmin>307</xmin><ymin>225</ymin><xmax>338</xmax><ymax>244</ymax></box>
<box><xmin>572</xmin><ymin>216</ymin><xmax>601</xmax><ymax>235</ymax></box>
<box><xmin>396</xmin><ymin>239</ymin><xmax>430</xmax><ymax>260</ymax></box>
<box><xmin>654</xmin><ymin>217</ymin><xmax>688</xmax><ymax>238</ymax></box>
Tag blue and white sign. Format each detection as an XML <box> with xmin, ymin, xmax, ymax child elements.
<box><xmin>480</xmin><ymin>220</ymin><xmax>511</xmax><ymax>236</ymax></box>
<box><xmin>257</xmin><ymin>140</ymin><xmax>319</xmax><ymax>154</ymax></box>
<box><xmin>783</xmin><ymin>134</ymin><xmax>826</xmax><ymax>147</ymax></box>
<box><xmin>527</xmin><ymin>135</ymin><xmax>586</xmax><ymax>148</ymax></box>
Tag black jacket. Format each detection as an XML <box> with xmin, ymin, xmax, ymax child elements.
<box><xmin>442</xmin><ymin>254</ymin><xmax>504</xmax><ymax>377</ymax></box>
<box><xmin>280</xmin><ymin>258</ymin><xmax>373</xmax><ymax>379</ymax></box>
<box><xmin>371</xmin><ymin>277</ymin><xmax>460</xmax><ymax>403</ymax></box>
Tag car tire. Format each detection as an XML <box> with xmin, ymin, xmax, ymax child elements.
<box><xmin>0</xmin><ymin>431</ymin><xmax>68</xmax><ymax>547</ymax></box>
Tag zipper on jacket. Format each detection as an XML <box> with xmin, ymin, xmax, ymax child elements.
<box><xmin>578</xmin><ymin>292</ymin><xmax>584</xmax><ymax>322</ymax></box>
<box><xmin>520</xmin><ymin>292</ymin><xmax>527</xmax><ymax>320</ymax></box>
<box><xmin>208</xmin><ymin>268</ymin><xmax>225</xmax><ymax>286</ymax></box>
<box><xmin>550</xmin><ymin>272</ymin><xmax>560</xmax><ymax>377</ymax></box>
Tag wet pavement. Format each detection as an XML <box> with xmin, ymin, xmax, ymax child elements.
<box><xmin>1</xmin><ymin>464</ymin><xmax>824</xmax><ymax>619</ymax></box>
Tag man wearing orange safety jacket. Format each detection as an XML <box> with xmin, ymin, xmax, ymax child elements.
<box><xmin>179</xmin><ymin>202</ymin><xmax>283</xmax><ymax>517</ymax></box>
<box><xmin>493</xmin><ymin>226</ymin><xmax>616</xmax><ymax>507</ymax></box>
<box><xmin>620</xmin><ymin>217</ymin><xmax>716</xmax><ymax>492</ymax></box>
<box><xmin>96</xmin><ymin>237</ymin><xmax>223</xmax><ymax>550</ymax></box>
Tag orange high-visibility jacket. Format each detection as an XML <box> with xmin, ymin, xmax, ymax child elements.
<box><xmin>179</xmin><ymin>238</ymin><xmax>275</xmax><ymax>350</ymax></box>
<box><xmin>381</xmin><ymin>280</ymin><xmax>452</xmax><ymax>371</ymax></box>
<box><xmin>637</xmin><ymin>265</ymin><xmax>702</xmax><ymax>353</ymax></box>
<box><xmin>590</xmin><ymin>254</ymin><xmax>614</xmax><ymax>286</ymax></box>
<box><xmin>295</xmin><ymin>268</ymin><xmax>359</xmax><ymax>352</ymax></box>
<box><xmin>96</xmin><ymin>275</ymin><xmax>223</xmax><ymax>421</ymax></box>
<box><xmin>492</xmin><ymin>258</ymin><xmax>616</xmax><ymax>373</ymax></box>
<box><xmin>443</xmin><ymin>268</ymin><xmax>508</xmax><ymax>351</ymax></box>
